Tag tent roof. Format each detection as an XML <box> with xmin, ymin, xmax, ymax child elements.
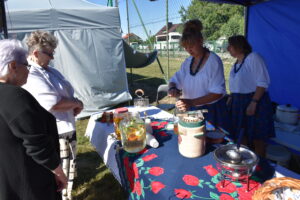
<box><xmin>6</xmin><ymin>0</ymin><xmax>121</xmax><ymax>32</ymax></box>
<box><xmin>200</xmin><ymin>0</ymin><xmax>271</xmax><ymax>6</ymax></box>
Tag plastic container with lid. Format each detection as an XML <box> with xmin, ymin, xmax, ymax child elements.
<box><xmin>113</xmin><ymin>107</ymin><xmax>129</xmax><ymax>140</ymax></box>
<box><xmin>276</xmin><ymin>104</ymin><xmax>299</xmax><ymax>125</ymax></box>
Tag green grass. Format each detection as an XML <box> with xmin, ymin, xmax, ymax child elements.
<box><xmin>73</xmin><ymin>55</ymin><xmax>234</xmax><ymax>200</ymax></box>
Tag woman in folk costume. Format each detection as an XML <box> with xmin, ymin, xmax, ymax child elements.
<box><xmin>227</xmin><ymin>35</ymin><xmax>275</xmax><ymax>157</ymax></box>
<box><xmin>168</xmin><ymin>19</ymin><xmax>231</xmax><ymax>133</ymax></box>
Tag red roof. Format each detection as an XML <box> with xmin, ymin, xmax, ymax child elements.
<box><xmin>155</xmin><ymin>23</ymin><xmax>181</xmax><ymax>36</ymax></box>
<box><xmin>122</xmin><ymin>33</ymin><xmax>142</xmax><ymax>40</ymax></box>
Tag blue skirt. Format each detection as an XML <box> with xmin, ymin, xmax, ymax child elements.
<box><xmin>229</xmin><ymin>92</ymin><xmax>275</xmax><ymax>141</ymax></box>
<box><xmin>191</xmin><ymin>96</ymin><xmax>231</xmax><ymax>134</ymax></box>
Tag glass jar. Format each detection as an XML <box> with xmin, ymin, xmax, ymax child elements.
<box><xmin>113</xmin><ymin>107</ymin><xmax>129</xmax><ymax>140</ymax></box>
<box><xmin>120</xmin><ymin>112</ymin><xmax>146</xmax><ymax>153</ymax></box>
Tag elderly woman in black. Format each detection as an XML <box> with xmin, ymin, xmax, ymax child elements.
<box><xmin>0</xmin><ymin>39</ymin><xmax>67</xmax><ymax>200</ymax></box>
<box><xmin>227</xmin><ymin>35</ymin><xmax>275</xmax><ymax>157</ymax></box>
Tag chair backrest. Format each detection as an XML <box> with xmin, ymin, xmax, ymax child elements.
<box><xmin>156</xmin><ymin>84</ymin><xmax>169</xmax><ymax>104</ymax></box>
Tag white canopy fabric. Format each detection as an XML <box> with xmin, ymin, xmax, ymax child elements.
<box><xmin>5</xmin><ymin>0</ymin><xmax>131</xmax><ymax>115</ymax></box>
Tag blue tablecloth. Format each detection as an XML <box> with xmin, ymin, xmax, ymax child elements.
<box><xmin>116</xmin><ymin>120</ymin><xmax>275</xmax><ymax>200</ymax></box>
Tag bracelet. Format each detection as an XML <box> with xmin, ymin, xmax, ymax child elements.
<box><xmin>251</xmin><ymin>99</ymin><xmax>259</xmax><ymax>103</ymax></box>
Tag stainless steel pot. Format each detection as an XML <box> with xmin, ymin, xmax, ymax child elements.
<box><xmin>214</xmin><ymin>144</ymin><xmax>259</xmax><ymax>180</ymax></box>
<box><xmin>276</xmin><ymin>104</ymin><xmax>299</xmax><ymax>125</ymax></box>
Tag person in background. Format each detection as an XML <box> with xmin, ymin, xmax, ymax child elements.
<box><xmin>0</xmin><ymin>39</ymin><xmax>67</xmax><ymax>200</ymax></box>
<box><xmin>227</xmin><ymin>35</ymin><xmax>275</xmax><ymax>157</ymax></box>
<box><xmin>168</xmin><ymin>19</ymin><xmax>230</xmax><ymax>133</ymax></box>
<box><xmin>23</xmin><ymin>31</ymin><xmax>83</xmax><ymax>200</ymax></box>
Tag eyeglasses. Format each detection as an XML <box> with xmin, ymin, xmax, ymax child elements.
<box><xmin>22</xmin><ymin>62</ymin><xmax>31</xmax><ymax>70</ymax></box>
<box><xmin>41</xmin><ymin>51</ymin><xmax>54</xmax><ymax>58</ymax></box>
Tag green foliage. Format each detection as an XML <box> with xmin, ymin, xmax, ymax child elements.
<box><xmin>179</xmin><ymin>0</ymin><xmax>244</xmax><ymax>40</ymax></box>
<box><xmin>130</xmin><ymin>37</ymin><xmax>143</xmax><ymax>44</ymax></box>
<box><xmin>143</xmin><ymin>35</ymin><xmax>155</xmax><ymax>45</ymax></box>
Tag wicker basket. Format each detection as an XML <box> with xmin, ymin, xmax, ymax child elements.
<box><xmin>252</xmin><ymin>177</ymin><xmax>300</xmax><ymax>200</ymax></box>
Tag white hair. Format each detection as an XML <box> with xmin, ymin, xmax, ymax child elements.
<box><xmin>0</xmin><ymin>39</ymin><xmax>28</xmax><ymax>77</ymax></box>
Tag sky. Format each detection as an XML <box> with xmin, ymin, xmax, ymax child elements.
<box><xmin>87</xmin><ymin>0</ymin><xmax>191</xmax><ymax>40</ymax></box>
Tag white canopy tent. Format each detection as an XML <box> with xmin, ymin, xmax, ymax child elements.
<box><xmin>5</xmin><ymin>0</ymin><xmax>132</xmax><ymax>115</ymax></box>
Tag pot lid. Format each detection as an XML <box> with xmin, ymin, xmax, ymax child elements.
<box><xmin>277</xmin><ymin>104</ymin><xmax>299</xmax><ymax>113</ymax></box>
<box><xmin>214</xmin><ymin>144</ymin><xmax>258</xmax><ymax>167</ymax></box>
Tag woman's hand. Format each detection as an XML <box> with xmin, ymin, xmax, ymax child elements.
<box><xmin>175</xmin><ymin>99</ymin><xmax>193</xmax><ymax>112</ymax></box>
<box><xmin>246</xmin><ymin>101</ymin><xmax>257</xmax><ymax>116</ymax></box>
<box><xmin>73</xmin><ymin>99</ymin><xmax>84</xmax><ymax>116</ymax></box>
<box><xmin>52</xmin><ymin>165</ymin><xmax>68</xmax><ymax>192</ymax></box>
<box><xmin>168</xmin><ymin>88</ymin><xmax>180</xmax><ymax>97</ymax></box>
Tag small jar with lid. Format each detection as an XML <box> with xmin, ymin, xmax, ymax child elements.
<box><xmin>113</xmin><ymin>107</ymin><xmax>129</xmax><ymax>140</ymax></box>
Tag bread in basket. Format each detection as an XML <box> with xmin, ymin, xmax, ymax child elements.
<box><xmin>252</xmin><ymin>177</ymin><xmax>300</xmax><ymax>200</ymax></box>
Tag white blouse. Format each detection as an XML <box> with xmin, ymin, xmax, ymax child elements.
<box><xmin>229</xmin><ymin>52</ymin><xmax>270</xmax><ymax>94</ymax></box>
<box><xmin>170</xmin><ymin>52</ymin><xmax>226</xmax><ymax>105</ymax></box>
<box><xmin>23</xmin><ymin>61</ymin><xmax>76</xmax><ymax>134</ymax></box>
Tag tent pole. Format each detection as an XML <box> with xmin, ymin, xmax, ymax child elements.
<box><xmin>131</xmin><ymin>0</ymin><xmax>152</xmax><ymax>47</ymax></box>
<box><xmin>156</xmin><ymin>57</ymin><xmax>168</xmax><ymax>83</ymax></box>
<box><xmin>131</xmin><ymin>0</ymin><xmax>167</xmax><ymax>83</ymax></box>
<box><xmin>244</xmin><ymin>6</ymin><xmax>249</xmax><ymax>38</ymax></box>
<box><xmin>126</xmin><ymin>0</ymin><xmax>133</xmax><ymax>86</ymax></box>
<box><xmin>166</xmin><ymin>0</ymin><xmax>170</xmax><ymax>81</ymax></box>
<box><xmin>0</xmin><ymin>0</ymin><xmax>8</xmax><ymax>38</ymax></box>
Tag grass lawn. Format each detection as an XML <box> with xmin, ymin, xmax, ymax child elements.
<box><xmin>72</xmin><ymin>55</ymin><xmax>234</xmax><ymax>200</ymax></box>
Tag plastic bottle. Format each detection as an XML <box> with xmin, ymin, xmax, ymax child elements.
<box><xmin>146</xmin><ymin>132</ymin><xmax>159</xmax><ymax>148</ymax></box>
<box><xmin>144</xmin><ymin>118</ymin><xmax>153</xmax><ymax>134</ymax></box>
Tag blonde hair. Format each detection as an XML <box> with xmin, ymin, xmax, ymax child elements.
<box><xmin>180</xmin><ymin>19</ymin><xmax>204</xmax><ymax>48</ymax></box>
<box><xmin>26</xmin><ymin>31</ymin><xmax>58</xmax><ymax>54</ymax></box>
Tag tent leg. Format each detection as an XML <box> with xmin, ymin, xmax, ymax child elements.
<box><xmin>156</xmin><ymin>57</ymin><xmax>168</xmax><ymax>84</ymax></box>
<box><xmin>130</xmin><ymin>67</ymin><xmax>133</xmax><ymax>86</ymax></box>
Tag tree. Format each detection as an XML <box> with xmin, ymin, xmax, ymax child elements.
<box><xmin>143</xmin><ymin>35</ymin><xmax>156</xmax><ymax>46</ymax></box>
<box><xmin>179</xmin><ymin>0</ymin><xmax>244</xmax><ymax>40</ymax></box>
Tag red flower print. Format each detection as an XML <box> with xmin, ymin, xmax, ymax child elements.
<box><xmin>149</xmin><ymin>167</ymin><xmax>164</xmax><ymax>176</ymax></box>
<box><xmin>174</xmin><ymin>189</ymin><xmax>192</xmax><ymax>199</ymax></box>
<box><xmin>236</xmin><ymin>179</ymin><xmax>261</xmax><ymax>200</ymax></box>
<box><xmin>126</xmin><ymin>165</ymin><xmax>134</xmax><ymax>190</ymax></box>
<box><xmin>151</xmin><ymin>181</ymin><xmax>165</xmax><ymax>194</ymax></box>
<box><xmin>160</xmin><ymin>121</ymin><xmax>168</xmax><ymax>126</ymax></box>
<box><xmin>203</xmin><ymin>165</ymin><xmax>219</xmax><ymax>176</ymax></box>
<box><xmin>216</xmin><ymin>180</ymin><xmax>237</xmax><ymax>193</ymax></box>
<box><xmin>150</xmin><ymin>121</ymin><xmax>159</xmax><ymax>126</ymax></box>
<box><xmin>157</xmin><ymin>131</ymin><xmax>168</xmax><ymax>137</ymax></box>
<box><xmin>183</xmin><ymin>175</ymin><xmax>199</xmax><ymax>186</ymax></box>
<box><xmin>142</xmin><ymin>154</ymin><xmax>157</xmax><ymax>162</ymax></box>
<box><xmin>255</xmin><ymin>165</ymin><xmax>262</xmax><ymax>171</ymax></box>
<box><xmin>138</xmin><ymin>148</ymin><xmax>149</xmax><ymax>155</ymax></box>
<box><xmin>152</xmin><ymin>125</ymin><xmax>165</xmax><ymax>130</ymax></box>
<box><xmin>237</xmin><ymin>187</ymin><xmax>253</xmax><ymax>200</ymax></box>
<box><xmin>123</xmin><ymin>157</ymin><xmax>129</xmax><ymax>167</ymax></box>
<box><xmin>133</xmin><ymin>163</ymin><xmax>139</xmax><ymax>179</ymax></box>
<box><xmin>133</xmin><ymin>181</ymin><xmax>142</xmax><ymax>196</ymax></box>
<box><xmin>220</xmin><ymin>194</ymin><xmax>235</xmax><ymax>200</ymax></box>
<box><xmin>178</xmin><ymin>135</ymin><xmax>182</xmax><ymax>144</ymax></box>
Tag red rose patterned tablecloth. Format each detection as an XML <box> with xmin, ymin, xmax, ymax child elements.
<box><xmin>116</xmin><ymin>120</ymin><xmax>275</xmax><ymax>200</ymax></box>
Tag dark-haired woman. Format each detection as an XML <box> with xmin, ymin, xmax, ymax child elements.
<box><xmin>227</xmin><ymin>35</ymin><xmax>275</xmax><ymax>157</ymax></box>
<box><xmin>168</xmin><ymin>19</ymin><xmax>230</xmax><ymax>133</ymax></box>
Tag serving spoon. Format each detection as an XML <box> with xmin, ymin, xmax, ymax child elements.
<box><xmin>226</xmin><ymin>128</ymin><xmax>244</xmax><ymax>164</ymax></box>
